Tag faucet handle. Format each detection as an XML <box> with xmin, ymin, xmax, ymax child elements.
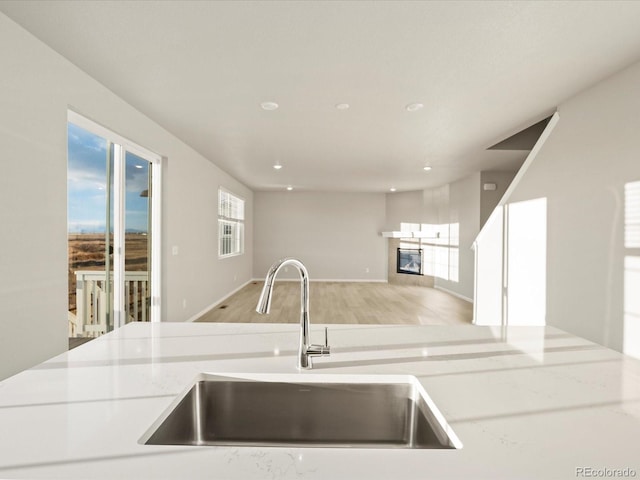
<box><xmin>306</xmin><ymin>328</ymin><xmax>331</xmax><ymax>359</ymax></box>
<box><xmin>321</xmin><ymin>326</ymin><xmax>331</xmax><ymax>356</ymax></box>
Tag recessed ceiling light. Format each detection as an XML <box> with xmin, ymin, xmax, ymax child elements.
<box><xmin>286</xmin><ymin>186</ymin><xmax>293</xmax><ymax>191</ymax></box>
<box><xmin>335</xmin><ymin>103</ymin><xmax>350</xmax><ymax>110</ymax></box>
<box><xmin>273</xmin><ymin>164</ymin><xmax>283</xmax><ymax>170</ymax></box>
<box><xmin>261</xmin><ymin>101</ymin><xmax>279</xmax><ymax>111</ymax></box>
<box><xmin>390</xmin><ymin>187</ymin><xmax>397</xmax><ymax>192</ymax></box>
<box><xmin>405</xmin><ymin>103</ymin><xmax>424</xmax><ymax>112</ymax></box>
<box><xmin>423</xmin><ymin>166</ymin><xmax>432</xmax><ymax>171</ymax></box>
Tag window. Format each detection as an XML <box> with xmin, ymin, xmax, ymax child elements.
<box><xmin>400</xmin><ymin>223</ymin><xmax>460</xmax><ymax>282</ymax></box>
<box><xmin>218</xmin><ymin>188</ymin><xmax>244</xmax><ymax>257</ymax></box>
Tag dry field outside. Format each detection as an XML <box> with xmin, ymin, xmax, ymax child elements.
<box><xmin>68</xmin><ymin>233</ymin><xmax>149</xmax><ymax>313</ymax></box>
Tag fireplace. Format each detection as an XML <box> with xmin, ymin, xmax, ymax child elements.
<box><xmin>397</xmin><ymin>248</ymin><xmax>423</xmax><ymax>275</ymax></box>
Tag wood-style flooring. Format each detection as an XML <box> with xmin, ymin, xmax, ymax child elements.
<box><xmin>195</xmin><ymin>281</ymin><xmax>473</xmax><ymax>325</ymax></box>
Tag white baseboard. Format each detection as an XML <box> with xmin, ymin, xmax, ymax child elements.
<box><xmin>434</xmin><ymin>285</ymin><xmax>473</xmax><ymax>303</ymax></box>
<box><xmin>251</xmin><ymin>278</ymin><xmax>387</xmax><ymax>283</ymax></box>
<box><xmin>186</xmin><ymin>279</ymin><xmax>254</xmax><ymax>322</ymax></box>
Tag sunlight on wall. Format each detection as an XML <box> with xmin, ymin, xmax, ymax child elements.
<box><xmin>624</xmin><ymin>181</ymin><xmax>640</xmax><ymax>359</ymax></box>
<box><xmin>506</xmin><ymin>197</ymin><xmax>547</xmax><ymax>326</ymax></box>
<box><xmin>623</xmin><ymin>256</ymin><xmax>640</xmax><ymax>359</ymax></box>
<box><xmin>474</xmin><ymin>207</ymin><xmax>504</xmax><ymax>326</ymax></box>
<box><xmin>625</xmin><ymin>181</ymin><xmax>640</xmax><ymax>248</ymax></box>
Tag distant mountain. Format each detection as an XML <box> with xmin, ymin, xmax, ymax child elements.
<box><xmin>68</xmin><ymin>227</ymin><xmax>106</xmax><ymax>234</ymax></box>
<box><xmin>68</xmin><ymin>227</ymin><xmax>148</xmax><ymax>234</ymax></box>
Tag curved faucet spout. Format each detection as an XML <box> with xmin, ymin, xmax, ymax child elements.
<box><xmin>256</xmin><ymin>258</ymin><xmax>308</xmax><ymax>315</ymax></box>
<box><xmin>256</xmin><ymin>258</ymin><xmax>329</xmax><ymax>369</ymax></box>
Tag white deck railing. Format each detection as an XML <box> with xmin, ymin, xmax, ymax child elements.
<box><xmin>70</xmin><ymin>270</ymin><xmax>150</xmax><ymax>337</ymax></box>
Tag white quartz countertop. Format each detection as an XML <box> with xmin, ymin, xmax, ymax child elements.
<box><xmin>1</xmin><ymin>322</ymin><xmax>639</xmax><ymax>479</ymax></box>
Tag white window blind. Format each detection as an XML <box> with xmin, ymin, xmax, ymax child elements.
<box><xmin>218</xmin><ymin>189</ymin><xmax>244</xmax><ymax>257</ymax></box>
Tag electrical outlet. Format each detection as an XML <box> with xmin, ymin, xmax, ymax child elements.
<box><xmin>172</xmin><ymin>245</ymin><xmax>179</xmax><ymax>256</ymax></box>
<box><xmin>182</xmin><ymin>299</ymin><xmax>187</xmax><ymax>309</ymax></box>
<box><xmin>365</xmin><ymin>267</ymin><xmax>370</xmax><ymax>273</ymax></box>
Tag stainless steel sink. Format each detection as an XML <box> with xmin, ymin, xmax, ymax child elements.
<box><xmin>141</xmin><ymin>374</ymin><xmax>462</xmax><ymax>449</ymax></box>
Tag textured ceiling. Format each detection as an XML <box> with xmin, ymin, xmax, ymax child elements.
<box><xmin>2</xmin><ymin>1</ymin><xmax>640</xmax><ymax>192</ymax></box>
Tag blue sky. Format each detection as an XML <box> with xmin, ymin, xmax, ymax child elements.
<box><xmin>67</xmin><ymin>123</ymin><xmax>150</xmax><ymax>233</ymax></box>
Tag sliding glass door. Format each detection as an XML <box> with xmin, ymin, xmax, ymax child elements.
<box><xmin>124</xmin><ymin>152</ymin><xmax>152</xmax><ymax>324</ymax></box>
<box><xmin>67</xmin><ymin>112</ymin><xmax>161</xmax><ymax>338</ymax></box>
<box><xmin>67</xmin><ymin>124</ymin><xmax>113</xmax><ymax>336</ymax></box>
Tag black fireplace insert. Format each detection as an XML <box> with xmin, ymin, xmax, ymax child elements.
<box><xmin>397</xmin><ymin>248</ymin><xmax>423</xmax><ymax>275</ymax></box>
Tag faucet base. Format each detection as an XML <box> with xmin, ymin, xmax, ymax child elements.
<box><xmin>299</xmin><ymin>344</ymin><xmax>331</xmax><ymax>369</ymax></box>
<box><xmin>257</xmin><ymin>258</ymin><xmax>331</xmax><ymax>370</ymax></box>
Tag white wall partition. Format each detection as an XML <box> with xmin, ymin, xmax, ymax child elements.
<box><xmin>623</xmin><ymin>256</ymin><xmax>640</xmax><ymax>359</ymax></box>
<box><xmin>473</xmin><ymin>208</ymin><xmax>504</xmax><ymax>325</ymax></box>
<box><xmin>624</xmin><ymin>181</ymin><xmax>640</xmax><ymax>359</ymax></box>
<box><xmin>473</xmin><ymin>199</ymin><xmax>548</xmax><ymax>327</ymax></box>
<box><xmin>473</xmin><ymin>113</ymin><xmax>558</xmax><ymax>327</ymax></box>
<box><xmin>503</xmin><ymin>60</ymin><xmax>640</xmax><ymax>353</ymax></box>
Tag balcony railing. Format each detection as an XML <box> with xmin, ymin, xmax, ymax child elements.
<box><xmin>69</xmin><ymin>270</ymin><xmax>150</xmax><ymax>337</ymax></box>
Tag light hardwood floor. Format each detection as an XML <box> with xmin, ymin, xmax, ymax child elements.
<box><xmin>195</xmin><ymin>281</ymin><xmax>473</xmax><ymax>325</ymax></box>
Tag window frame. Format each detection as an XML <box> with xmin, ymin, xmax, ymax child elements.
<box><xmin>218</xmin><ymin>187</ymin><xmax>245</xmax><ymax>259</ymax></box>
<box><xmin>400</xmin><ymin>223</ymin><xmax>459</xmax><ymax>282</ymax></box>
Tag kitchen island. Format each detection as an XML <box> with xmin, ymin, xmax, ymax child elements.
<box><xmin>0</xmin><ymin>322</ymin><xmax>639</xmax><ymax>479</ymax></box>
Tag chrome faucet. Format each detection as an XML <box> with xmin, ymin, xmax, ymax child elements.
<box><xmin>256</xmin><ymin>258</ymin><xmax>330</xmax><ymax>369</ymax></box>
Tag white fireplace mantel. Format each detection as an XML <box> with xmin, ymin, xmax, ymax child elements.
<box><xmin>380</xmin><ymin>231</ymin><xmax>438</xmax><ymax>239</ymax></box>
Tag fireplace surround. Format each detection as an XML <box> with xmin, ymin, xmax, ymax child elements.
<box><xmin>387</xmin><ymin>240</ymin><xmax>433</xmax><ymax>287</ymax></box>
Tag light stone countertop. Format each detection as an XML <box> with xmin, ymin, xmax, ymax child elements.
<box><xmin>0</xmin><ymin>322</ymin><xmax>639</xmax><ymax>479</ymax></box>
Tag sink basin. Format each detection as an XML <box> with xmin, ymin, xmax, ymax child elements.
<box><xmin>141</xmin><ymin>373</ymin><xmax>462</xmax><ymax>449</ymax></box>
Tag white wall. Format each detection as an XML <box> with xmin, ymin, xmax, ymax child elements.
<box><xmin>434</xmin><ymin>173</ymin><xmax>481</xmax><ymax>301</ymax></box>
<box><xmin>506</xmin><ymin>60</ymin><xmax>640</xmax><ymax>353</ymax></box>
<box><xmin>0</xmin><ymin>14</ymin><xmax>252</xmax><ymax>380</ymax></box>
<box><xmin>384</xmin><ymin>190</ymin><xmax>426</xmax><ymax>229</ymax></box>
<box><xmin>384</xmin><ymin>188</ymin><xmax>450</xmax><ymax>230</ymax></box>
<box><xmin>480</xmin><ymin>171</ymin><xmax>516</xmax><ymax>227</ymax></box>
<box><xmin>253</xmin><ymin>191</ymin><xmax>386</xmax><ymax>281</ymax></box>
